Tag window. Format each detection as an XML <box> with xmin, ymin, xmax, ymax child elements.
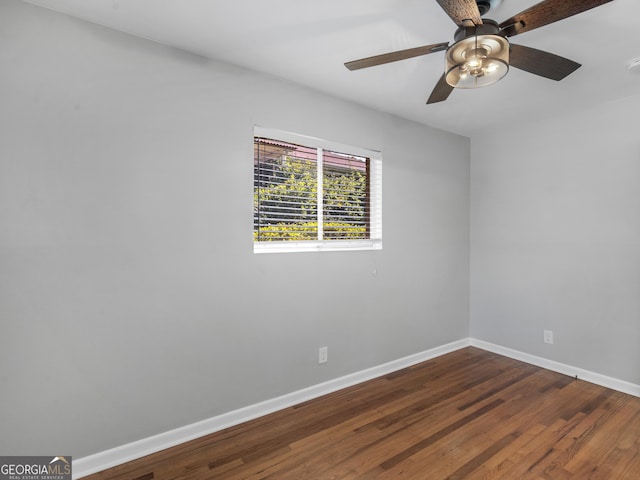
<box><xmin>253</xmin><ymin>127</ymin><xmax>382</xmax><ymax>253</ymax></box>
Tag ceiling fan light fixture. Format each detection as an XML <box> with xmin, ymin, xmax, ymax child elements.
<box><xmin>445</xmin><ymin>33</ymin><xmax>509</xmax><ymax>88</ymax></box>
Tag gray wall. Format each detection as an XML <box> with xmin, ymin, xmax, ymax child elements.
<box><xmin>470</xmin><ymin>95</ymin><xmax>640</xmax><ymax>385</ymax></box>
<box><xmin>0</xmin><ymin>0</ymin><xmax>470</xmax><ymax>456</ymax></box>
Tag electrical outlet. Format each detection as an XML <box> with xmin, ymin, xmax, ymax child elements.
<box><xmin>319</xmin><ymin>346</ymin><xmax>328</xmax><ymax>364</ymax></box>
<box><xmin>543</xmin><ymin>330</ymin><xmax>554</xmax><ymax>344</ymax></box>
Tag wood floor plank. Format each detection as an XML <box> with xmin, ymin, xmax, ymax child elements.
<box><xmin>81</xmin><ymin>347</ymin><xmax>640</xmax><ymax>480</ymax></box>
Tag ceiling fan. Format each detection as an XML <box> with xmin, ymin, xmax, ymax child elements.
<box><xmin>344</xmin><ymin>0</ymin><xmax>614</xmax><ymax>104</ymax></box>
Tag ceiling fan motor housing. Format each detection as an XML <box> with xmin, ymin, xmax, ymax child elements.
<box><xmin>453</xmin><ymin>18</ymin><xmax>502</xmax><ymax>42</ymax></box>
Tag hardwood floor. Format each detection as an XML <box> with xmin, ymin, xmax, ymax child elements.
<box><xmin>82</xmin><ymin>347</ymin><xmax>640</xmax><ymax>479</ymax></box>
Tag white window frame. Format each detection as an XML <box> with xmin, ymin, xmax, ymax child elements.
<box><xmin>253</xmin><ymin>126</ymin><xmax>382</xmax><ymax>254</ymax></box>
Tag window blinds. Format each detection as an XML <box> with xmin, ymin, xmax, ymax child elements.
<box><xmin>253</xmin><ymin>131</ymin><xmax>382</xmax><ymax>252</ymax></box>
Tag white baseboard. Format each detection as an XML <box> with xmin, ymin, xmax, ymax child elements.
<box><xmin>470</xmin><ymin>339</ymin><xmax>640</xmax><ymax>398</ymax></box>
<box><xmin>73</xmin><ymin>338</ymin><xmax>471</xmax><ymax>479</ymax></box>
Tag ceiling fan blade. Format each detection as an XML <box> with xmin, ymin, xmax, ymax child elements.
<box><xmin>435</xmin><ymin>0</ymin><xmax>483</xmax><ymax>26</ymax></box>
<box><xmin>500</xmin><ymin>0</ymin><xmax>613</xmax><ymax>37</ymax></box>
<box><xmin>427</xmin><ymin>73</ymin><xmax>455</xmax><ymax>104</ymax></box>
<box><xmin>344</xmin><ymin>42</ymin><xmax>448</xmax><ymax>71</ymax></box>
<box><xmin>509</xmin><ymin>43</ymin><xmax>581</xmax><ymax>80</ymax></box>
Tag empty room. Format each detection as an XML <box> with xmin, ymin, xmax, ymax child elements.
<box><xmin>1</xmin><ymin>0</ymin><xmax>639</xmax><ymax>478</ymax></box>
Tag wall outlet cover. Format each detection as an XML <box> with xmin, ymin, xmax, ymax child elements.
<box><xmin>319</xmin><ymin>346</ymin><xmax>328</xmax><ymax>364</ymax></box>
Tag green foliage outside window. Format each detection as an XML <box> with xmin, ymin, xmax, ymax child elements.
<box><xmin>254</xmin><ymin>154</ymin><xmax>368</xmax><ymax>242</ymax></box>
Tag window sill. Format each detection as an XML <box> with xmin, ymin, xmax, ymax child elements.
<box><xmin>253</xmin><ymin>239</ymin><xmax>382</xmax><ymax>254</ymax></box>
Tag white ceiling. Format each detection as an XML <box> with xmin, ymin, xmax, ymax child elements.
<box><xmin>22</xmin><ymin>0</ymin><xmax>640</xmax><ymax>136</ymax></box>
